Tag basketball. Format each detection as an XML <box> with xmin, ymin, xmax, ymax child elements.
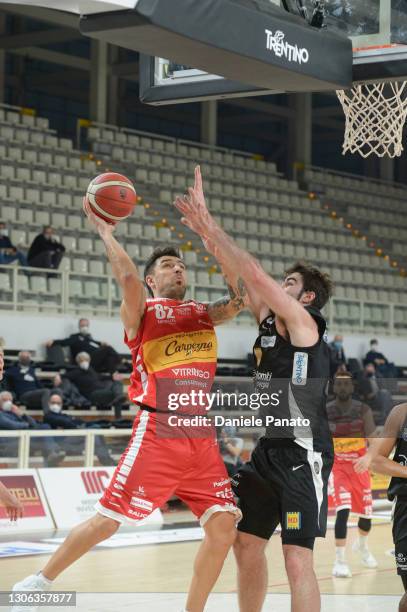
<box><xmin>85</xmin><ymin>172</ymin><xmax>137</xmax><ymax>225</ymax></box>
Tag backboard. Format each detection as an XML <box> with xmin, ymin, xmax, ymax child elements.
<box><xmin>139</xmin><ymin>0</ymin><xmax>407</xmax><ymax>105</ymax></box>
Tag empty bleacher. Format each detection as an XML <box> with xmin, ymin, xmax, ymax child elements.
<box><xmin>0</xmin><ymin>103</ymin><xmax>406</xmax><ymax>332</ymax></box>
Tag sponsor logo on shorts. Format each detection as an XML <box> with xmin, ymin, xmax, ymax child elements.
<box><xmin>286</xmin><ymin>511</ymin><xmax>301</xmax><ymax>530</ymax></box>
<box><xmin>396</xmin><ymin>552</ymin><xmax>407</xmax><ymax>571</ymax></box>
<box><xmin>128</xmin><ymin>508</ymin><xmax>149</xmax><ymax>518</ymax></box>
<box><xmin>292</xmin><ymin>352</ymin><xmax>308</xmax><ymax>386</ymax></box>
<box><xmin>213</xmin><ymin>478</ymin><xmax>230</xmax><ymax>488</ymax></box>
<box><xmin>130</xmin><ymin>496</ymin><xmax>153</xmax><ymax>511</ymax></box>
<box><xmin>215</xmin><ymin>488</ymin><xmax>234</xmax><ymax>500</ymax></box>
<box><xmin>136</xmin><ymin>485</ymin><xmax>146</xmax><ymax>497</ymax></box>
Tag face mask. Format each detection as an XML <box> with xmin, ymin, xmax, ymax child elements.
<box><xmin>49</xmin><ymin>403</ymin><xmax>62</xmax><ymax>413</ymax></box>
<box><xmin>44</xmin><ymin>234</ymin><xmax>52</xmax><ymax>240</ymax></box>
<box><xmin>334</xmin><ymin>341</ymin><xmax>343</xmax><ymax>349</ymax></box>
<box><xmin>19</xmin><ymin>358</ymin><xmax>31</xmax><ymax>367</ymax></box>
<box><xmin>0</xmin><ymin>229</ymin><xmax>8</xmax><ymax>236</ymax></box>
<box><xmin>79</xmin><ymin>361</ymin><xmax>90</xmax><ymax>370</ymax></box>
<box><xmin>2</xmin><ymin>400</ymin><xmax>12</xmax><ymax>411</ymax></box>
<box><xmin>371</xmin><ymin>344</ymin><xmax>378</xmax><ymax>350</ymax></box>
<box><xmin>79</xmin><ymin>326</ymin><xmax>90</xmax><ymax>335</ymax></box>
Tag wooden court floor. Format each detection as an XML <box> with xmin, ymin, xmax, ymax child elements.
<box><xmin>1</xmin><ymin>518</ymin><xmax>402</xmax><ymax>600</ymax></box>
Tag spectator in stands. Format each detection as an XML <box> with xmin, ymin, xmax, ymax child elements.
<box><xmin>47</xmin><ymin>318</ymin><xmax>121</xmax><ymax>373</ymax></box>
<box><xmin>43</xmin><ymin>393</ymin><xmax>115</xmax><ymax>466</ymax></box>
<box><xmin>0</xmin><ymin>222</ymin><xmax>27</xmax><ymax>266</ymax></box>
<box><xmin>356</xmin><ymin>363</ymin><xmax>393</xmax><ymax>425</ymax></box>
<box><xmin>27</xmin><ymin>226</ymin><xmax>65</xmax><ymax>270</ymax></box>
<box><xmin>57</xmin><ymin>378</ymin><xmax>91</xmax><ymax>410</ymax></box>
<box><xmin>364</xmin><ymin>339</ymin><xmax>398</xmax><ymax>378</ymax></box>
<box><xmin>64</xmin><ymin>352</ymin><xmax>126</xmax><ymax>412</ymax></box>
<box><xmin>329</xmin><ymin>334</ymin><xmax>347</xmax><ymax>377</ymax></box>
<box><xmin>4</xmin><ymin>351</ymin><xmax>62</xmax><ymax>410</ymax></box>
<box><xmin>0</xmin><ymin>391</ymin><xmax>65</xmax><ymax>467</ymax></box>
<box><xmin>218</xmin><ymin>425</ymin><xmax>244</xmax><ymax>477</ymax></box>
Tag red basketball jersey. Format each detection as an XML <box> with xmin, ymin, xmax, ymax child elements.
<box><xmin>125</xmin><ymin>298</ymin><xmax>217</xmax><ymax>411</ymax></box>
<box><xmin>327</xmin><ymin>400</ymin><xmax>368</xmax><ymax>462</ymax></box>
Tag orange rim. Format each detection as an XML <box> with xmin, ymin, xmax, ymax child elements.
<box><xmin>353</xmin><ymin>43</ymin><xmax>407</xmax><ymax>52</ymax></box>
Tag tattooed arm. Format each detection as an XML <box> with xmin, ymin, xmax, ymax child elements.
<box><xmin>83</xmin><ymin>199</ymin><xmax>146</xmax><ymax>340</ymax></box>
<box><xmin>174</xmin><ymin>167</ymin><xmax>317</xmax><ymax>343</ymax></box>
<box><xmin>206</xmin><ymin>269</ymin><xmax>248</xmax><ymax>326</ymax></box>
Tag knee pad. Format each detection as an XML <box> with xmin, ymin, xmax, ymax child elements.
<box><xmin>335</xmin><ymin>508</ymin><xmax>350</xmax><ymax>540</ymax></box>
<box><xmin>358</xmin><ymin>517</ymin><xmax>372</xmax><ymax>533</ymax></box>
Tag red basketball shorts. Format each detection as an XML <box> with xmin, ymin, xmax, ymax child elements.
<box><xmin>329</xmin><ymin>460</ymin><xmax>373</xmax><ymax>517</ymax></box>
<box><xmin>95</xmin><ymin>410</ymin><xmax>241</xmax><ymax>526</ymax></box>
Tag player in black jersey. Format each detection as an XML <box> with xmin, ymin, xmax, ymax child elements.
<box><xmin>372</xmin><ymin>403</ymin><xmax>407</xmax><ymax>612</ymax></box>
<box><xmin>175</xmin><ymin>167</ymin><xmax>334</xmax><ymax>612</ymax></box>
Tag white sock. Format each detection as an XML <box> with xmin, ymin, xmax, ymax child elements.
<box><xmin>336</xmin><ymin>546</ymin><xmax>346</xmax><ymax>562</ymax></box>
<box><xmin>37</xmin><ymin>571</ymin><xmax>53</xmax><ymax>585</ymax></box>
<box><xmin>358</xmin><ymin>534</ymin><xmax>369</xmax><ymax>552</ymax></box>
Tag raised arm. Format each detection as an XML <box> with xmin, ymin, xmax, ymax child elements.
<box><xmin>174</xmin><ymin>166</ymin><xmax>316</xmax><ymax>343</ymax></box>
<box><xmin>83</xmin><ymin>199</ymin><xmax>146</xmax><ymax>340</ymax></box>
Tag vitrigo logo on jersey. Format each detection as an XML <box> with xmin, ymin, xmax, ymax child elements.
<box><xmin>172</xmin><ymin>367</ymin><xmax>210</xmax><ymax>379</ymax></box>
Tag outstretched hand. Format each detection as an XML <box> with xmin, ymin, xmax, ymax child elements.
<box><xmin>174</xmin><ymin>166</ymin><xmax>217</xmax><ymax>252</ymax></box>
<box><xmin>353</xmin><ymin>454</ymin><xmax>371</xmax><ymax>474</ymax></box>
<box><xmin>83</xmin><ymin>197</ymin><xmax>115</xmax><ymax>239</ymax></box>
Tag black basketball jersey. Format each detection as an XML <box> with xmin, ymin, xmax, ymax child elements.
<box><xmin>388</xmin><ymin>415</ymin><xmax>407</xmax><ymax>501</ymax></box>
<box><xmin>253</xmin><ymin>305</ymin><xmax>332</xmax><ymax>453</ymax></box>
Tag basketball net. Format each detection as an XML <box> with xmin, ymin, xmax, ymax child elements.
<box><xmin>336</xmin><ymin>81</ymin><xmax>407</xmax><ymax>158</ymax></box>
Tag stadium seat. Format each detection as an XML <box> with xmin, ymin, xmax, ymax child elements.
<box><xmin>30</xmin><ymin>275</ymin><xmax>48</xmax><ymax>294</ymax></box>
<box><xmin>89</xmin><ymin>260</ymin><xmax>105</xmax><ymax>275</ymax></box>
<box><xmin>72</xmin><ymin>258</ymin><xmax>88</xmax><ymax>273</ymax></box>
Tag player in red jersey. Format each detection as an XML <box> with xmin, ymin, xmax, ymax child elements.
<box><xmin>327</xmin><ymin>372</ymin><xmax>380</xmax><ymax>578</ymax></box>
<box><xmin>11</xmin><ymin>186</ymin><xmax>246</xmax><ymax>612</ymax></box>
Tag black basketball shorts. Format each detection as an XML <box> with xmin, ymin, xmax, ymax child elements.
<box><xmin>232</xmin><ymin>438</ymin><xmax>334</xmax><ymax>548</ymax></box>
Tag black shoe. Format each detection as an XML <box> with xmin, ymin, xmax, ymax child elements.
<box><xmin>46</xmin><ymin>450</ymin><xmax>66</xmax><ymax>467</ymax></box>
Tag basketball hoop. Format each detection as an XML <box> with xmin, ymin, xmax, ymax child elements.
<box><xmin>336</xmin><ymin>81</ymin><xmax>407</xmax><ymax>158</ymax></box>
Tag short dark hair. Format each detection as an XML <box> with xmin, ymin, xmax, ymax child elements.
<box><xmin>285</xmin><ymin>261</ymin><xmax>333</xmax><ymax>310</ymax></box>
<box><xmin>144</xmin><ymin>246</ymin><xmax>183</xmax><ymax>297</ymax></box>
<box><xmin>370</xmin><ymin>339</ymin><xmax>378</xmax><ymax>345</ymax></box>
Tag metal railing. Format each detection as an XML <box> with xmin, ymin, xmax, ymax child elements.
<box><xmin>0</xmin><ymin>263</ymin><xmax>407</xmax><ymax>332</ymax></box>
<box><xmin>0</xmin><ymin>429</ymin><xmax>134</xmax><ymax>469</ymax></box>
